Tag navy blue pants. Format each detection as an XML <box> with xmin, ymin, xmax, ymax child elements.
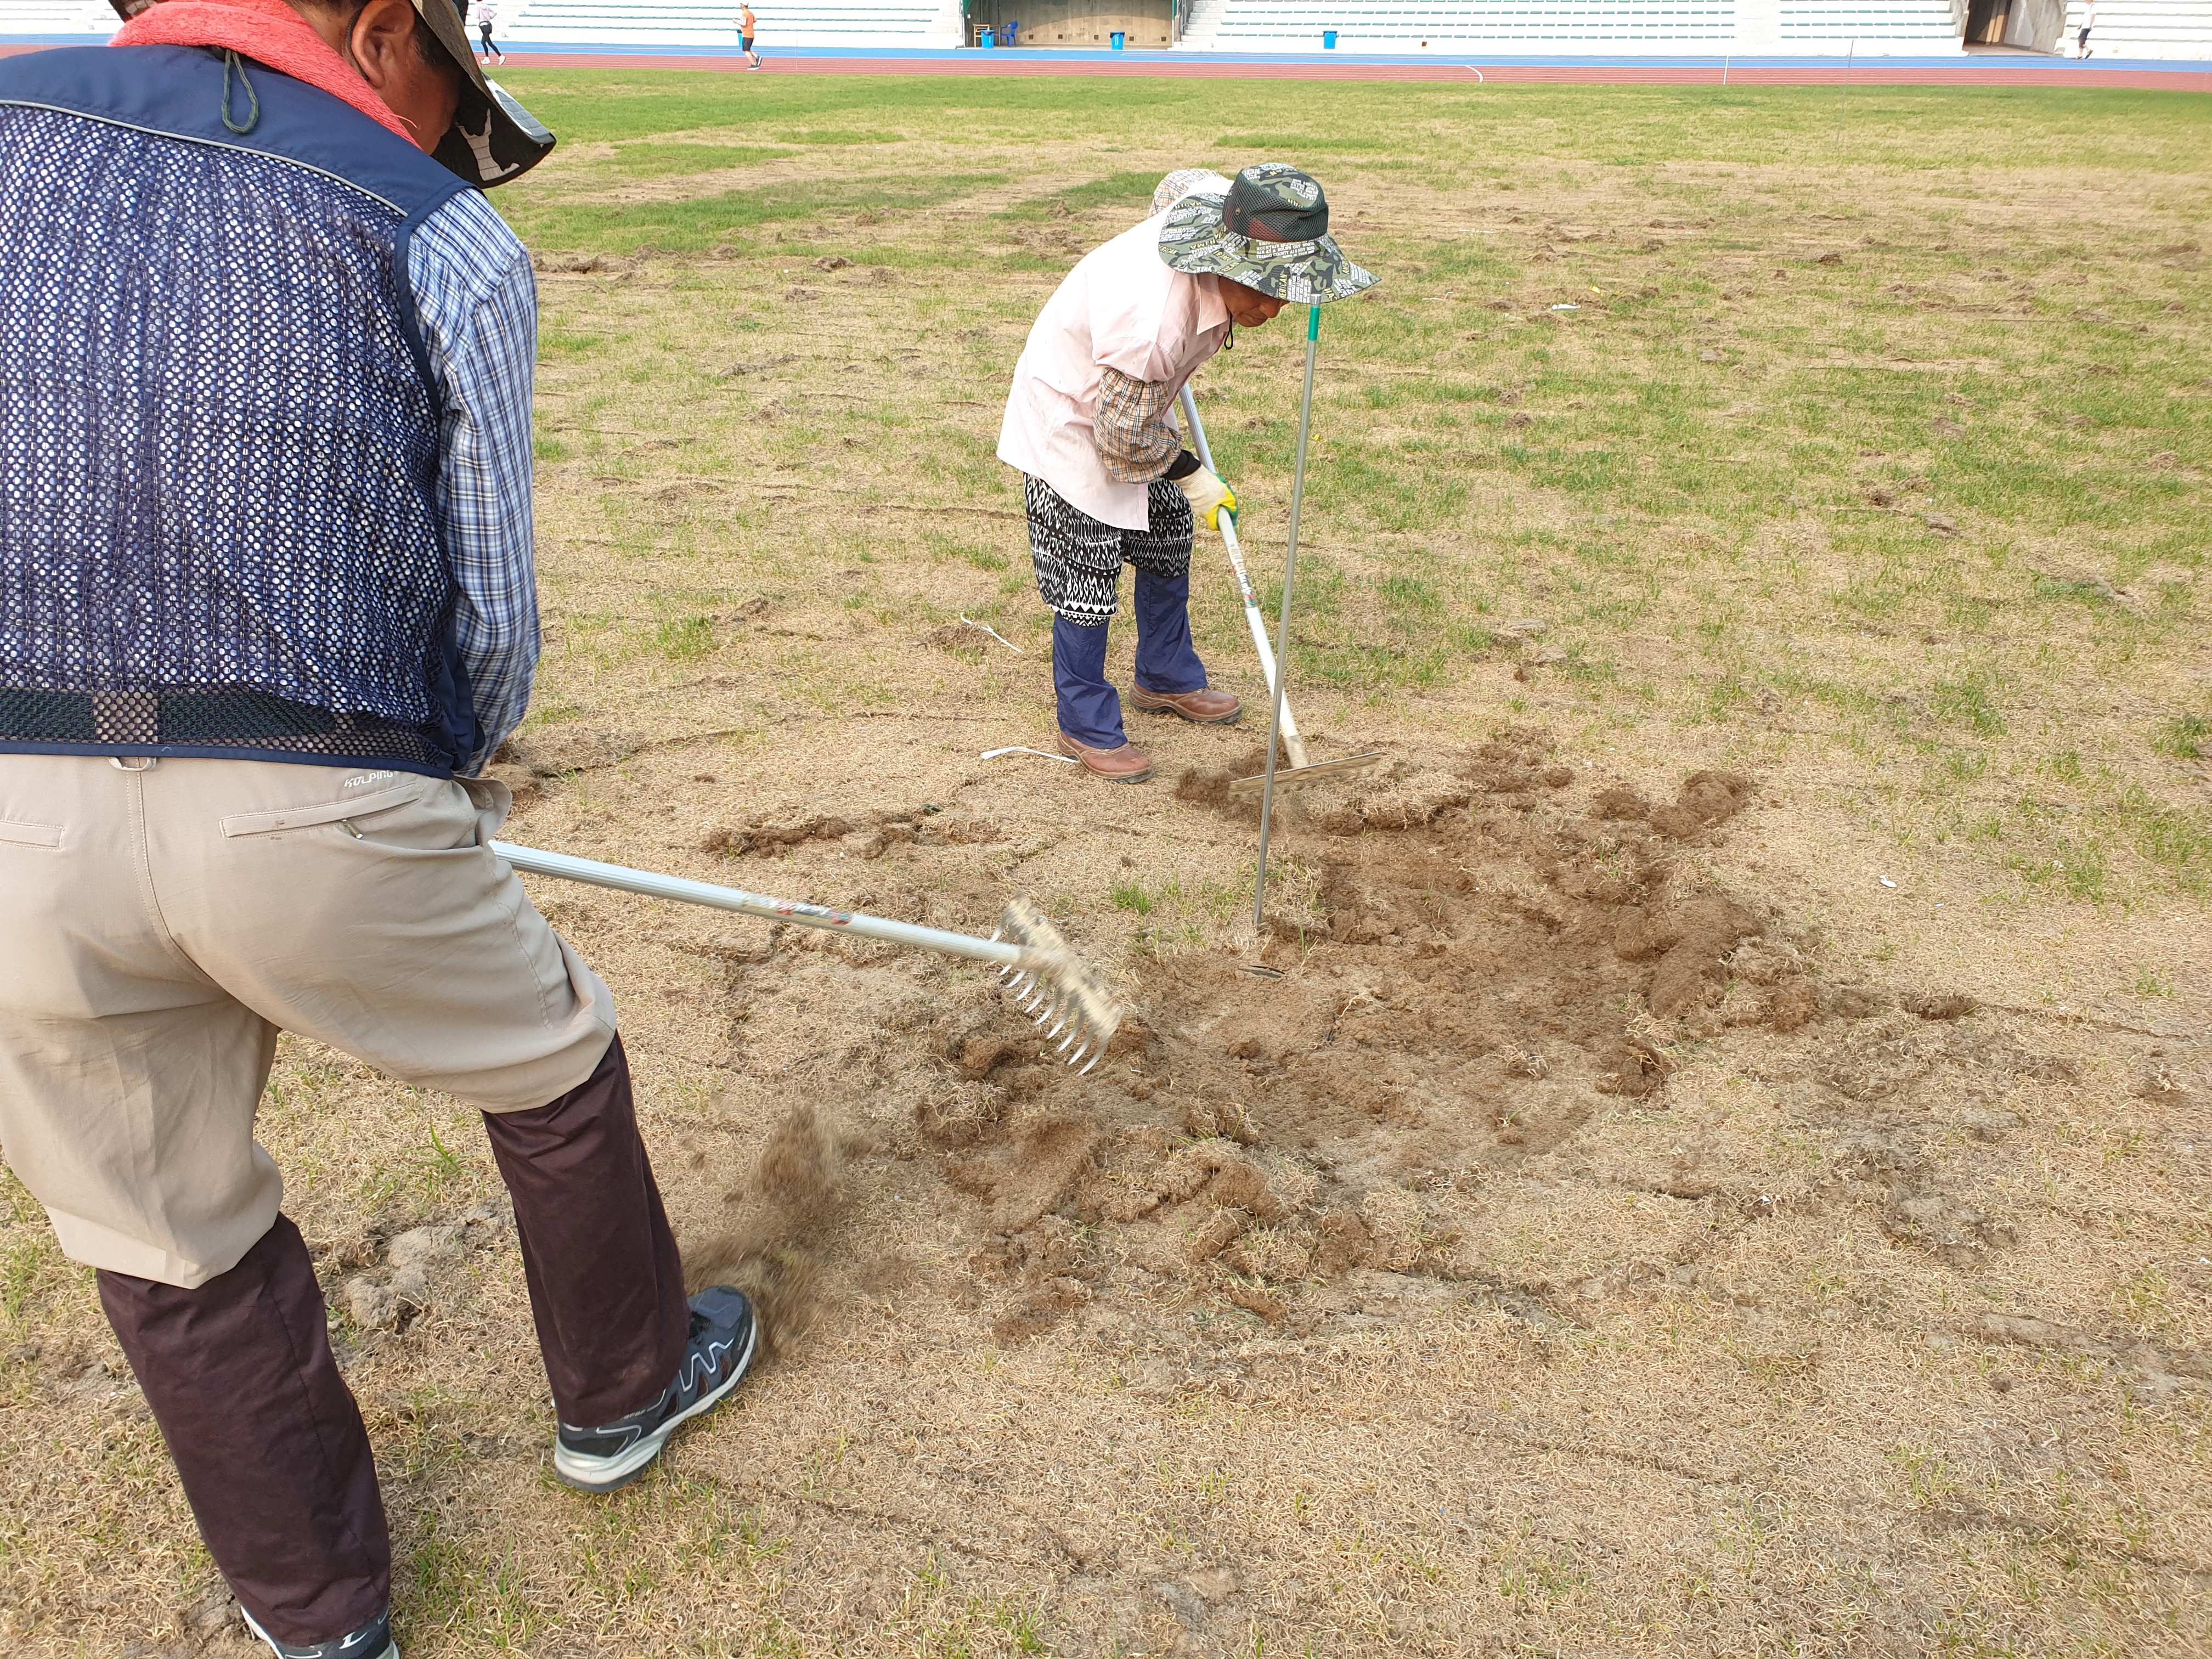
<box><xmin>1023</xmin><ymin>475</ymin><xmax>1207</xmax><ymax>748</ymax></box>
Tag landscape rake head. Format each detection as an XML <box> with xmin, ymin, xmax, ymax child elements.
<box><xmin>492</xmin><ymin>841</ymin><xmax>1124</xmax><ymax>1072</ymax></box>
<box><xmin>990</xmin><ymin>898</ymin><xmax>1125</xmax><ymax>1072</ymax></box>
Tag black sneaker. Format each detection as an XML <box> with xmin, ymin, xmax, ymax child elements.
<box><xmin>240</xmin><ymin>1605</ymin><xmax>398</xmax><ymax>1659</ymax></box>
<box><xmin>552</xmin><ymin>1286</ymin><xmax>758</xmax><ymax>1492</ymax></box>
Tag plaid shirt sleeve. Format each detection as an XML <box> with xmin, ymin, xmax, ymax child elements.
<box><xmin>406</xmin><ymin>191</ymin><xmax>540</xmax><ymax>777</ymax></box>
<box><xmin>1093</xmin><ymin>367</ymin><xmax>1184</xmax><ymax>484</ymax></box>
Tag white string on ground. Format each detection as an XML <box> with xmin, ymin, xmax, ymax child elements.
<box><xmin>960</xmin><ymin>616</ymin><xmax>1022</xmax><ymax>652</ymax></box>
<box><xmin>981</xmin><ymin>746</ymin><xmax>1078</xmax><ymax>764</ymax></box>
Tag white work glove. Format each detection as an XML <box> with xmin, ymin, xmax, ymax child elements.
<box><xmin>1176</xmin><ymin>464</ymin><xmax>1237</xmax><ymax>531</ymax></box>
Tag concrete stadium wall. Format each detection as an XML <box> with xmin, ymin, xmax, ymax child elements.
<box><xmin>2004</xmin><ymin>0</ymin><xmax>2069</xmax><ymax>48</ymax></box>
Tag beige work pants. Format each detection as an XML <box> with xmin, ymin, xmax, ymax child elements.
<box><xmin>0</xmin><ymin>755</ymin><xmax>617</xmax><ymax>1287</ymax></box>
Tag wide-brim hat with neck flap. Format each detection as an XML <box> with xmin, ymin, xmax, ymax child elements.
<box><xmin>1157</xmin><ymin>162</ymin><xmax>1376</xmax><ymax>305</ymax></box>
<box><xmin>415</xmin><ymin>0</ymin><xmax>553</xmax><ymax>187</ymax></box>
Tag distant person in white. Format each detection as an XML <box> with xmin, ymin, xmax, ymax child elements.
<box><xmin>476</xmin><ymin>0</ymin><xmax>505</xmax><ymax>64</ymax></box>
<box><xmin>2077</xmin><ymin>2</ymin><xmax>2094</xmax><ymax>56</ymax></box>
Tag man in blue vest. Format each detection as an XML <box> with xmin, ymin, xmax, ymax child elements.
<box><xmin>0</xmin><ymin>5</ymin><xmax>756</xmax><ymax>1656</ymax></box>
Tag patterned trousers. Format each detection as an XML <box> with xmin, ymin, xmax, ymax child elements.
<box><xmin>1020</xmin><ymin>475</ymin><xmax>1207</xmax><ymax>747</ymax></box>
<box><xmin>1022</xmin><ymin>474</ymin><xmax>1193</xmax><ymax>624</ymax></box>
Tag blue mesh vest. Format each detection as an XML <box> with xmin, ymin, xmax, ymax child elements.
<box><xmin>0</xmin><ymin>46</ymin><xmax>480</xmax><ymax>776</ymax></box>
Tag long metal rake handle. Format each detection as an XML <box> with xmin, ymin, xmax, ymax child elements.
<box><xmin>1177</xmin><ymin>384</ymin><xmax>1311</xmax><ymax>771</ymax></box>
<box><xmin>1252</xmin><ymin>304</ymin><xmax>1323</xmax><ymax>928</ymax></box>
<box><xmin>490</xmin><ymin>840</ymin><xmax>1034</xmax><ymax>972</ymax></box>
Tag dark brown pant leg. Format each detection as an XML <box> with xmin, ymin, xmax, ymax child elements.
<box><xmin>479</xmin><ymin>1034</ymin><xmax>689</xmax><ymax>1426</ymax></box>
<box><xmin>97</xmin><ymin>1214</ymin><xmax>389</xmax><ymax>1648</ymax></box>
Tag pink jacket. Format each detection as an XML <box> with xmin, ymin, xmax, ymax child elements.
<box><xmin>997</xmin><ymin>215</ymin><xmax>1231</xmax><ymax>531</ymax></box>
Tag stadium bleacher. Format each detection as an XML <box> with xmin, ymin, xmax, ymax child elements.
<box><xmin>0</xmin><ymin>0</ymin><xmax>966</xmax><ymax>46</ymax></box>
<box><xmin>2063</xmin><ymin>0</ymin><xmax>2212</xmax><ymax>57</ymax></box>
<box><xmin>501</xmin><ymin>0</ymin><xmax>962</xmax><ymax>46</ymax></box>
<box><xmin>1188</xmin><ymin>0</ymin><xmax>2025</xmax><ymax>51</ymax></box>
<box><xmin>0</xmin><ymin>0</ymin><xmax>117</xmax><ymax>33</ymax></box>
<box><xmin>1774</xmin><ymin>0</ymin><xmax>1962</xmax><ymax>46</ymax></box>
<box><xmin>1193</xmin><ymin>0</ymin><xmax>1739</xmax><ymax>48</ymax></box>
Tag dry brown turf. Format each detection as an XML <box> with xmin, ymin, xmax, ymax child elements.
<box><xmin>2</xmin><ymin>74</ymin><xmax>2210</xmax><ymax>1659</ymax></box>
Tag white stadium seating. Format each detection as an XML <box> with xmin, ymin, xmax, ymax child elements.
<box><xmin>0</xmin><ymin>0</ymin><xmax>967</xmax><ymax>47</ymax></box>
<box><xmin>501</xmin><ymin>0</ymin><xmax>963</xmax><ymax>47</ymax></box>
<box><xmin>1188</xmin><ymin>0</ymin><xmax>1989</xmax><ymax>48</ymax></box>
<box><xmin>2064</xmin><ymin>0</ymin><xmax>2212</xmax><ymax>56</ymax></box>
<box><xmin>0</xmin><ymin>0</ymin><xmax>120</xmax><ymax>32</ymax></box>
<box><xmin>1192</xmin><ymin>0</ymin><xmax>1740</xmax><ymax>47</ymax></box>
<box><xmin>1774</xmin><ymin>0</ymin><xmax>1963</xmax><ymax>46</ymax></box>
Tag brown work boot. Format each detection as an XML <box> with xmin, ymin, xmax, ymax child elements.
<box><xmin>1130</xmin><ymin>685</ymin><xmax>1242</xmax><ymax>725</ymax></box>
<box><xmin>1057</xmin><ymin>732</ymin><xmax>1153</xmax><ymax>783</ymax></box>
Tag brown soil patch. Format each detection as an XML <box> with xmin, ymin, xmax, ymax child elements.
<box><xmin>913</xmin><ymin>741</ymin><xmax>1829</xmax><ymax>1348</ymax></box>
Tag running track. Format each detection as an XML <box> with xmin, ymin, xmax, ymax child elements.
<box><xmin>3</xmin><ymin>37</ymin><xmax>2207</xmax><ymax>89</ymax></box>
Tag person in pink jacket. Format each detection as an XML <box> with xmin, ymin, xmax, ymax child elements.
<box><xmin>997</xmin><ymin>163</ymin><xmax>1375</xmax><ymax>782</ymax></box>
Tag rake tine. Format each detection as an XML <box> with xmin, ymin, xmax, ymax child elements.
<box><xmin>991</xmin><ymin>896</ymin><xmax>1125</xmax><ymax>1072</ymax></box>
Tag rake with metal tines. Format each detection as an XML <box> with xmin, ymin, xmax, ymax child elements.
<box><xmin>492</xmin><ymin>843</ymin><xmax>1124</xmax><ymax>1073</ymax></box>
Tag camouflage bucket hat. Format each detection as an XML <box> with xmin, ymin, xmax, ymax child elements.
<box><xmin>419</xmin><ymin>0</ymin><xmax>555</xmax><ymax>187</ymax></box>
<box><xmin>1157</xmin><ymin>163</ymin><xmax>1376</xmax><ymax>305</ymax></box>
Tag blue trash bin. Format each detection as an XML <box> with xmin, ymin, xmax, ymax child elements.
<box><xmin>1322</xmin><ymin>26</ymin><xmax>1337</xmax><ymax>46</ymax></box>
<box><xmin>979</xmin><ymin>24</ymin><xmax>995</xmax><ymax>45</ymax></box>
<box><xmin>1110</xmin><ymin>29</ymin><xmax>1125</xmax><ymax>47</ymax></box>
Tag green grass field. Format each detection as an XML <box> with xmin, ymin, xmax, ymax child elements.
<box><xmin>2</xmin><ymin>72</ymin><xmax>2209</xmax><ymax>1659</ymax></box>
